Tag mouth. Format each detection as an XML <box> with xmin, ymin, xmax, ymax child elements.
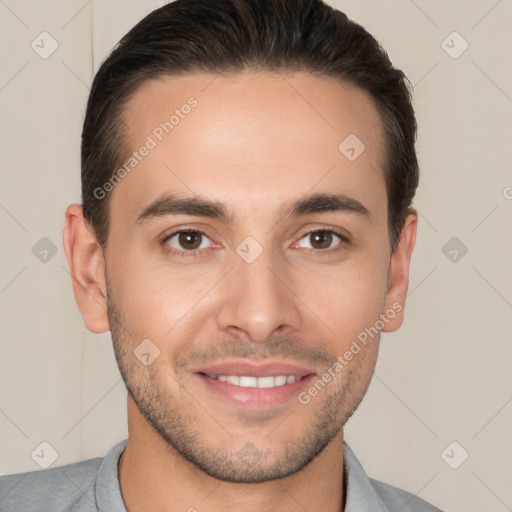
<box><xmin>193</xmin><ymin>361</ymin><xmax>316</xmax><ymax>410</ymax></box>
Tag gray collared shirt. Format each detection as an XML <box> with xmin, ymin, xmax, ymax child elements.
<box><xmin>0</xmin><ymin>439</ymin><xmax>443</xmax><ymax>511</ymax></box>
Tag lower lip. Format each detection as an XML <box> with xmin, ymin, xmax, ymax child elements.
<box><xmin>196</xmin><ymin>373</ymin><xmax>316</xmax><ymax>409</ymax></box>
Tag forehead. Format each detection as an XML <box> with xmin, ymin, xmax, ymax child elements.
<box><xmin>111</xmin><ymin>70</ymin><xmax>387</xmax><ymax>224</ymax></box>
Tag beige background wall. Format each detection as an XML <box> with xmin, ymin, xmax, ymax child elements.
<box><xmin>1</xmin><ymin>1</ymin><xmax>511</xmax><ymax>511</ymax></box>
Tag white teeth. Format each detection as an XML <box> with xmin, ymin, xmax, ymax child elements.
<box><xmin>274</xmin><ymin>375</ymin><xmax>287</xmax><ymax>386</ymax></box>
<box><xmin>239</xmin><ymin>376</ymin><xmax>258</xmax><ymax>387</ymax></box>
<box><xmin>257</xmin><ymin>376</ymin><xmax>276</xmax><ymax>388</ymax></box>
<box><xmin>208</xmin><ymin>374</ymin><xmax>301</xmax><ymax>388</ymax></box>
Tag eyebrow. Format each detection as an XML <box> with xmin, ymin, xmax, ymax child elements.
<box><xmin>135</xmin><ymin>192</ymin><xmax>370</xmax><ymax>224</ymax></box>
<box><xmin>286</xmin><ymin>193</ymin><xmax>370</xmax><ymax>219</ymax></box>
<box><xmin>135</xmin><ymin>195</ymin><xmax>233</xmax><ymax>224</ymax></box>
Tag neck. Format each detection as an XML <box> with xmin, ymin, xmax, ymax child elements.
<box><xmin>118</xmin><ymin>396</ymin><xmax>346</xmax><ymax>512</ymax></box>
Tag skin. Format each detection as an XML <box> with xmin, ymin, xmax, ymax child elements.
<box><xmin>64</xmin><ymin>69</ymin><xmax>417</xmax><ymax>512</ymax></box>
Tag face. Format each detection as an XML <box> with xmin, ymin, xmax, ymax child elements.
<box><xmin>76</xmin><ymin>70</ymin><xmax>414</xmax><ymax>483</ymax></box>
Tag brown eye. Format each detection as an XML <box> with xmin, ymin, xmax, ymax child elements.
<box><xmin>165</xmin><ymin>230</ymin><xmax>211</xmax><ymax>252</ymax></box>
<box><xmin>297</xmin><ymin>229</ymin><xmax>344</xmax><ymax>251</ymax></box>
<box><xmin>309</xmin><ymin>230</ymin><xmax>333</xmax><ymax>249</ymax></box>
<box><xmin>178</xmin><ymin>231</ymin><xmax>202</xmax><ymax>250</ymax></box>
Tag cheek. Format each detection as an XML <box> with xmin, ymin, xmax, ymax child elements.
<box><xmin>295</xmin><ymin>256</ymin><xmax>389</xmax><ymax>349</ymax></box>
<box><xmin>106</xmin><ymin>250</ymin><xmax>221</xmax><ymax>340</ymax></box>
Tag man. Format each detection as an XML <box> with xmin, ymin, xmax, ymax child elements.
<box><xmin>0</xmin><ymin>0</ymin><xmax>443</xmax><ymax>510</ymax></box>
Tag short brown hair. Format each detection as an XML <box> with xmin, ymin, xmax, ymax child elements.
<box><xmin>81</xmin><ymin>0</ymin><xmax>419</xmax><ymax>250</ymax></box>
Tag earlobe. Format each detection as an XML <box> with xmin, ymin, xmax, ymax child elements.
<box><xmin>382</xmin><ymin>211</ymin><xmax>418</xmax><ymax>333</ymax></box>
<box><xmin>63</xmin><ymin>204</ymin><xmax>110</xmax><ymax>334</ymax></box>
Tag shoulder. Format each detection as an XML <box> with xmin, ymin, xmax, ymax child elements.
<box><xmin>369</xmin><ymin>477</ymin><xmax>444</xmax><ymax>512</ymax></box>
<box><xmin>342</xmin><ymin>442</ymin><xmax>443</xmax><ymax>512</ymax></box>
<box><xmin>0</xmin><ymin>457</ymin><xmax>102</xmax><ymax>512</ymax></box>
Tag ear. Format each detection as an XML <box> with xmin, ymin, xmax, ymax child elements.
<box><xmin>63</xmin><ymin>204</ymin><xmax>109</xmax><ymax>334</ymax></box>
<box><xmin>382</xmin><ymin>211</ymin><xmax>418</xmax><ymax>332</ymax></box>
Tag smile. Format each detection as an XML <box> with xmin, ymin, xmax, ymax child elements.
<box><xmin>203</xmin><ymin>374</ymin><xmax>304</xmax><ymax>388</ymax></box>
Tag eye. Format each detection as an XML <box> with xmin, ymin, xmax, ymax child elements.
<box><xmin>296</xmin><ymin>229</ymin><xmax>346</xmax><ymax>251</ymax></box>
<box><xmin>163</xmin><ymin>230</ymin><xmax>214</xmax><ymax>253</ymax></box>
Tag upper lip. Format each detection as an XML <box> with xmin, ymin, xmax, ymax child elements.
<box><xmin>194</xmin><ymin>360</ymin><xmax>315</xmax><ymax>378</ymax></box>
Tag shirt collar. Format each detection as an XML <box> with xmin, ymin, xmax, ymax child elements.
<box><xmin>95</xmin><ymin>439</ymin><xmax>127</xmax><ymax>512</ymax></box>
<box><xmin>343</xmin><ymin>441</ymin><xmax>387</xmax><ymax>512</ymax></box>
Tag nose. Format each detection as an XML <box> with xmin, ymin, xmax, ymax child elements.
<box><xmin>215</xmin><ymin>247</ymin><xmax>303</xmax><ymax>344</ymax></box>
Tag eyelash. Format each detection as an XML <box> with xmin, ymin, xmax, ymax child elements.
<box><xmin>161</xmin><ymin>227</ymin><xmax>348</xmax><ymax>258</ymax></box>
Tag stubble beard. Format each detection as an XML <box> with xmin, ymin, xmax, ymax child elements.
<box><xmin>107</xmin><ymin>291</ymin><xmax>376</xmax><ymax>483</ymax></box>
